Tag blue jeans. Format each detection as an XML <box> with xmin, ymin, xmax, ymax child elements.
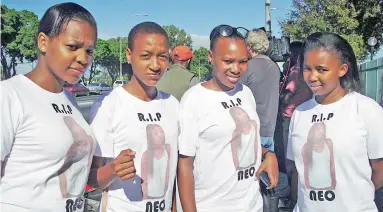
<box><xmin>261</xmin><ymin>136</ymin><xmax>274</xmax><ymax>151</ymax></box>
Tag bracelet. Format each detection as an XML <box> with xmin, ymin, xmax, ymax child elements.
<box><xmin>262</xmin><ymin>150</ymin><xmax>274</xmax><ymax>160</ymax></box>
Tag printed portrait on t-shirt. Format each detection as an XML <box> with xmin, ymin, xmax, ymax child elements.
<box><xmin>58</xmin><ymin>116</ymin><xmax>94</xmax><ymax>198</ymax></box>
<box><xmin>141</xmin><ymin>124</ymin><xmax>171</xmax><ymax>199</ymax></box>
<box><xmin>302</xmin><ymin>122</ymin><xmax>336</xmax><ymax>190</ymax></box>
<box><xmin>229</xmin><ymin>107</ymin><xmax>259</xmax><ymax>170</ymax></box>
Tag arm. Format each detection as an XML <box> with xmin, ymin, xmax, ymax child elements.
<box><xmin>88</xmin><ymin>150</ymin><xmax>136</xmax><ymax>190</ymax></box>
<box><xmin>256</xmin><ymin>147</ymin><xmax>279</xmax><ymax>188</ymax></box>
<box><xmin>371</xmin><ymin>158</ymin><xmax>383</xmax><ymax>190</ymax></box>
<box><xmin>177</xmin><ymin>155</ymin><xmax>197</xmax><ymax>212</ymax></box>
<box><xmin>231</xmin><ymin>131</ymin><xmax>240</xmax><ymax>170</ymax></box>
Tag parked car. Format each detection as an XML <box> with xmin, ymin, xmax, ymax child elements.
<box><xmin>64</xmin><ymin>83</ymin><xmax>89</xmax><ymax>97</ymax></box>
<box><xmin>113</xmin><ymin>80</ymin><xmax>128</xmax><ymax>88</ymax></box>
<box><xmin>87</xmin><ymin>82</ymin><xmax>112</xmax><ymax>95</ymax></box>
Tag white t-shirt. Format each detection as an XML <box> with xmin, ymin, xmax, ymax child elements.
<box><xmin>287</xmin><ymin>92</ymin><xmax>383</xmax><ymax>212</ymax></box>
<box><xmin>1</xmin><ymin>75</ymin><xmax>95</xmax><ymax>212</ymax></box>
<box><xmin>178</xmin><ymin>83</ymin><xmax>263</xmax><ymax>212</ymax></box>
<box><xmin>90</xmin><ymin>86</ymin><xmax>179</xmax><ymax>212</ymax></box>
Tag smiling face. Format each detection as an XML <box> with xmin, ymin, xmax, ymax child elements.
<box><xmin>38</xmin><ymin>20</ymin><xmax>96</xmax><ymax>84</ymax></box>
<box><xmin>303</xmin><ymin>49</ymin><xmax>348</xmax><ymax>97</ymax></box>
<box><xmin>126</xmin><ymin>33</ymin><xmax>169</xmax><ymax>87</ymax></box>
<box><xmin>209</xmin><ymin>37</ymin><xmax>249</xmax><ymax>90</ymax></box>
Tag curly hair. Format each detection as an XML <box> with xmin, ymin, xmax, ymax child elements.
<box><xmin>246</xmin><ymin>30</ymin><xmax>269</xmax><ymax>55</ymax></box>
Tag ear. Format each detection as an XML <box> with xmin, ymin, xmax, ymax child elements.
<box><xmin>37</xmin><ymin>32</ymin><xmax>49</xmax><ymax>54</ymax></box>
<box><xmin>126</xmin><ymin>48</ymin><xmax>132</xmax><ymax>64</ymax></box>
<box><xmin>338</xmin><ymin>64</ymin><xmax>348</xmax><ymax>78</ymax></box>
<box><xmin>208</xmin><ymin>50</ymin><xmax>213</xmax><ymax>64</ymax></box>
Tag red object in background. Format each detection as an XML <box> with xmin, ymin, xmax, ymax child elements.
<box><xmin>85</xmin><ymin>184</ymin><xmax>94</xmax><ymax>191</ymax></box>
<box><xmin>63</xmin><ymin>83</ymin><xmax>89</xmax><ymax>97</ymax></box>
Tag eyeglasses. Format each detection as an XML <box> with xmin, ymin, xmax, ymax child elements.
<box><xmin>209</xmin><ymin>25</ymin><xmax>249</xmax><ymax>41</ymax></box>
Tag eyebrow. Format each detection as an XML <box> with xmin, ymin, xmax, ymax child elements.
<box><xmin>67</xmin><ymin>39</ymin><xmax>95</xmax><ymax>49</ymax></box>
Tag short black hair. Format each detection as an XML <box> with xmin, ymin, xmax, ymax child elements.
<box><xmin>299</xmin><ymin>32</ymin><xmax>360</xmax><ymax>92</ymax></box>
<box><xmin>38</xmin><ymin>2</ymin><xmax>97</xmax><ymax>39</ymax></box>
<box><xmin>209</xmin><ymin>24</ymin><xmax>246</xmax><ymax>51</ymax></box>
<box><xmin>128</xmin><ymin>22</ymin><xmax>169</xmax><ymax>51</ymax></box>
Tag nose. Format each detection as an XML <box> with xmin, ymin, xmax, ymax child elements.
<box><xmin>231</xmin><ymin>62</ymin><xmax>241</xmax><ymax>75</ymax></box>
<box><xmin>76</xmin><ymin>49</ymin><xmax>89</xmax><ymax>66</ymax></box>
<box><xmin>307</xmin><ymin>69</ymin><xmax>319</xmax><ymax>82</ymax></box>
<box><xmin>149</xmin><ymin>57</ymin><xmax>160</xmax><ymax>71</ymax></box>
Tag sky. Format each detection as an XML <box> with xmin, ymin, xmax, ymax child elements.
<box><xmin>3</xmin><ymin>0</ymin><xmax>383</xmax><ymax>74</ymax></box>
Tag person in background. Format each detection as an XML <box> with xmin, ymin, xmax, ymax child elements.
<box><xmin>87</xmin><ymin>22</ymin><xmax>179</xmax><ymax>212</ymax></box>
<box><xmin>276</xmin><ymin>41</ymin><xmax>313</xmax><ymax>207</ymax></box>
<box><xmin>287</xmin><ymin>32</ymin><xmax>383</xmax><ymax>212</ymax></box>
<box><xmin>1</xmin><ymin>2</ymin><xmax>97</xmax><ymax>211</ymax></box>
<box><xmin>240</xmin><ymin>29</ymin><xmax>280</xmax><ymax>152</ymax></box>
<box><xmin>177</xmin><ymin>24</ymin><xmax>279</xmax><ymax>212</ymax></box>
<box><xmin>156</xmin><ymin>45</ymin><xmax>199</xmax><ymax>101</ymax></box>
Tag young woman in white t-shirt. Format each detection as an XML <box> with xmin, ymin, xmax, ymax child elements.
<box><xmin>177</xmin><ymin>25</ymin><xmax>279</xmax><ymax>212</ymax></box>
<box><xmin>0</xmin><ymin>3</ymin><xmax>97</xmax><ymax>211</ymax></box>
<box><xmin>88</xmin><ymin>22</ymin><xmax>179</xmax><ymax>212</ymax></box>
<box><xmin>287</xmin><ymin>32</ymin><xmax>383</xmax><ymax>212</ymax></box>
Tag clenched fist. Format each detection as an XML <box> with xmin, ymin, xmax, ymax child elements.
<box><xmin>111</xmin><ymin>149</ymin><xmax>136</xmax><ymax>180</ymax></box>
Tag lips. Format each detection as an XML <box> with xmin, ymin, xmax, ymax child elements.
<box><xmin>69</xmin><ymin>67</ymin><xmax>85</xmax><ymax>75</ymax></box>
<box><xmin>226</xmin><ymin>75</ymin><xmax>240</xmax><ymax>84</ymax></box>
<box><xmin>309</xmin><ymin>84</ymin><xmax>323</xmax><ymax>93</ymax></box>
<box><xmin>148</xmin><ymin>72</ymin><xmax>161</xmax><ymax>80</ymax></box>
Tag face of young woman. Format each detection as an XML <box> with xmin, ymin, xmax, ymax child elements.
<box><xmin>40</xmin><ymin>20</ymin><xmax>96</xmax><ymax>84</ymax></box>
<box><xmin>209</xmin><ymin>37</ymin><xmax>249</xmax><ymax>90</ymax></box>
<box><xmin>303</xmin><ymin>49</ymin><xmax>348</xmax><ymax>98</ymax></box>
<box><xmin>126</xmin><ymin>33</ymin><xmax>169</xmax><ymax>87</ymax></box>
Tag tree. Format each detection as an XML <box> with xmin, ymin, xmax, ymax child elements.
<box><xmin>163</xmin><ymin>25</ymin><xmax>193</xmax><ymax>50</ymax></box>
<box><xmin>1</xmin><ymin>6</ymin><xmax>39</xmax><ymax>79</ymax></box>
<box><xmin>86</xmin><ymin>38</ymin><xmax>107</xmax><ymax>85</ymax></box>
<box><xmin>190</xmin><ymin>47</ymin><xmax>211</xmax><ymax>80</ymax></box>
<box><xmin>279</xmin><ymin>0</ymin><xmax>382</xmax><ymax>61</ymax></box>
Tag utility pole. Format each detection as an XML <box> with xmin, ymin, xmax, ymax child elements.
<box><xmin>265</xmin><ymin>0</ymin><xmax>271</xmax><ymax>36</ymax></box>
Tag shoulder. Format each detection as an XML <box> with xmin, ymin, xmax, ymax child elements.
<box><xmin>1</xmin><ymin>75</ymin><xmax>25</xmax><ymax>102</ymax></box>
<box><xmin>158</xmin><ymin>91</ymin><xmax>179</xmax><ymax>106</ymax></box>
<box><xmin>351</xmin><ymin>92</ymin><xmax>383</xmax><ymax>115</ymax></box>
<box><xmin>180</xmin><ymin>83</ymin><xmax>202</xmax><ymax>104</ymax></box>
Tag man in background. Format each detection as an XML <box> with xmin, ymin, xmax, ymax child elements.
<box><xmin>156</xmin><ymin>45</ymin><xmax>199</xmax><ymax>101</ymax></box>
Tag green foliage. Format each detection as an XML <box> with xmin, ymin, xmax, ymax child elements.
<box><xmin>1</xmin><ymin>5</ymin><xmax>39</xmax><ymax>79</ymax></box>
<box><xmin>189</xmin><ymin>47</ymin><xmax>211</xmax><ymax>80</ymax></box>
<box><xmin>279</xmin><ymin>0</ymin><xmax>383</xmax><ymax>61</ymax></box>
<box><xmin>163</xmin><ymin>25</ymin><xmax>193</xmax><ymax>49</ymax></box>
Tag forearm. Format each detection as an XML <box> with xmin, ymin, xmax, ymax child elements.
<box><xmin>178</xmin><ymin>167</ymin><xmax>197</xmax><ymax>212</ymax></box>
<box><xmin>88</xmin><ymin>162</ymin><xmax>117</xmax><ymax>189</ymax></box>
<box><xmin>371</xmin><ymin>159</ymin><xmax>383</xmax><ymax>190</ymax></box>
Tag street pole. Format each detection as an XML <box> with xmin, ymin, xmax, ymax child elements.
<box><xmin>119</xmin><ymin>13</ymin><xmax>148</xmax><ymax>79</ymax></box>
<box><xmin>265</xmin><ymin>0</ymin><xmax>271</xmax><ymax>36</ymax></box>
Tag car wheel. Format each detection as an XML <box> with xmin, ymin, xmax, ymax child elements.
<box><xmin>73</xmin><ymin>92</ymin><xmax>77</xmax><ymax>97</ymax></box>
<box><xmin>86</xmin><ymin>91</ymin><xmax>90</xmax><ymax>96</ymax></box>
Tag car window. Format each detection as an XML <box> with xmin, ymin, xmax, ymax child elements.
<box><xmin>90</xmin><ymin>83</ymin><xmax>99</xmax><ymax>86</ymax></box>
<box><xmin>63</xmin><ymin>83</ymin><xmax>72</xmax><ymax>87</ymax></box>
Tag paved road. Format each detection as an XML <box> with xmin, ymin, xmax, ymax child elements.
<box><xmin>76</xmin><ymin>95</ymin><xmax>100</xmax><ymax>122</ymax></box>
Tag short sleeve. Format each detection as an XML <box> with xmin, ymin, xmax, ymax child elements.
<box><xmin>90</xmin><ymin>94</ymin><xmax>115</xmax><ymax>158</ymax></box>
<box><xmin>0</xmin><ymin>85</ymin><xmax>22</xmax><ymax>161</ymax></box>
<box><xmin>358</xmin><ymin>96</ymin><xmax>383</xmax><ymax>159</ymax></box>
<box><xmin>178</xmin><ymin>92</ymin><xmax>199</xmax><ymax>157</ymax></box>
<box><xmin>286</xmin><ymin>111</ymin><xmax>296</xmax><ymax>161</ymax></box>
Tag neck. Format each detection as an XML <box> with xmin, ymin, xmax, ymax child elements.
<box><xmin>25</xmin><ymin>57</ymin><xmax>64</xmax><ymax>93</ymax></box>
<box><xmin>316</xmin><ymin>85</ymin><xmax>346</xmax><ymax>105</ymax></box>
<box><xmin>203</xmin><ymin>76</ymin><xmax>233</xmax><ymax>92</ymax></box>
<box><xmin>124</xmin><ymin>75</ymin><xmax>157</xmax><ymax>101</ymax></box>
<box><xmin>174</xmin><ymin>62</ymin><xmax>187</xmax><ymax>69</ymax></box>
<box><xmin>250</xmin><ymin>52</ymin><xmax>257</xmax><ymax>58</ymax></box>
